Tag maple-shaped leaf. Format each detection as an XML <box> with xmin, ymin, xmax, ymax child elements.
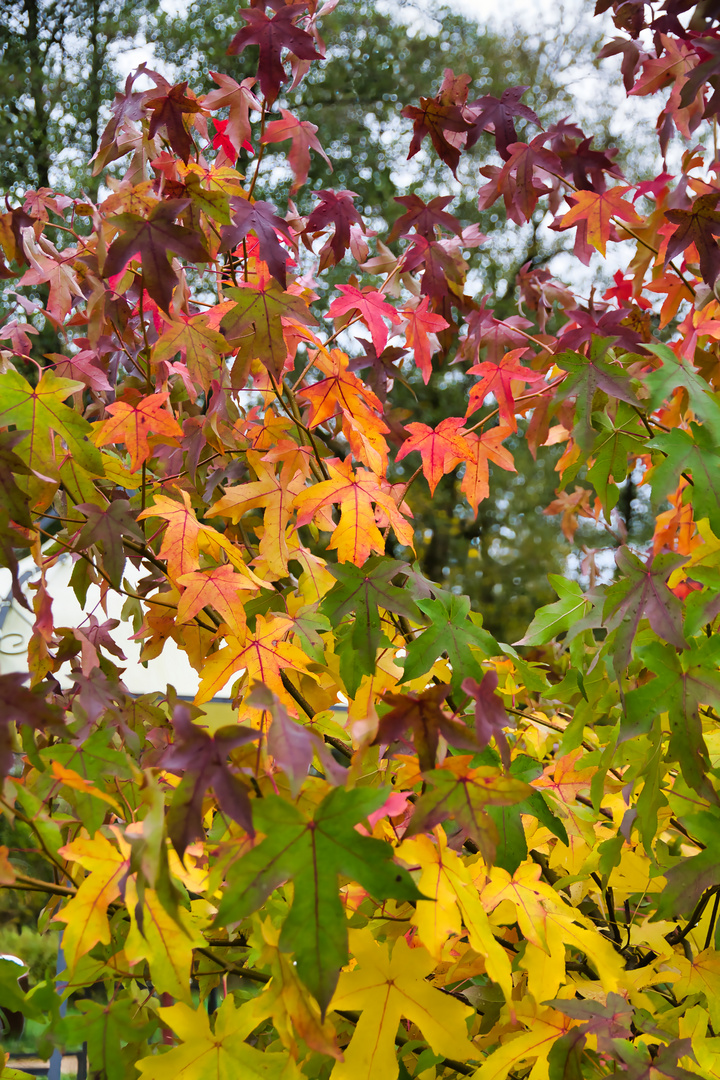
<box><xmin>401</xmin><ymin>590</ymin><xmax>497</xmax><ymax>692</ymax></box>
<box><xmin>460</xmin><ymin>425</ymin><xmax>516</xmax><ymax>515</ymax></box>
<box><xmin>395</xmin><ymin>416</ymin><xmax>472</xmax><ymax>494</ymax></box>
<box><xmin>304</xmin><ymin>188</ymin><xmax>365</xmax><ymax>268</ymax></box>
<box><xmin>0</xmin><ymin>368</ymin><xmax>103</xmax><ymax>481</ymax></box>
<box><xmin>74</xmin><ymin>499</ymin><xmax>145</xmax><ymax>589</ymax></box>
<box><xmin>465</xmin><ymin>347</ymin><xmax>544</xmax><ymax>430</ymax></box>
<box><xmin>665</xmin><ymin>192</ymin><xmax>720</xmax><ymax>285</ymax></box>
<box><xmin>145</xmin><ymin>81</ymin><xmax>202</xmax><ymax>163</ymax></box>
<box><xmin>585</xmin><ymin>404</ymin><xmax>647</xmax><ymax>515</ymax></box>
<box><xmin>103</xmin><ymin>199</ymin><xmax>210</xmax><ymax>314</ymax></box>
<box><xmin>603</xmin><ymin>547</ymin><xmax>688</xmax><ymax>672</ymax></box>
<box><xmin>137</xmin><ymin>489</ymin><xmax>208</xmax><ymax>579</ymax></box>
<box><xmin>560</xmin><ymin>185</ymin><xmax>641</xmax><ymax>256</ymax></box>
<box><xmin>207</xmin><ymin>450</ymin><xmax>306</xmax><ymax>576</ymax></box>
<box><xmin>516</xmin><ymin>574</ymin><xmax>593</xmax><ymax>646</ymax></box>
<box><xmin>215</xmin><ymin>787</ymin><xmax>421</xmax><ymax>1013</ymax></box>
<box><xmin>326</xmin><ymin>284</ymin><xmax>401</xmax><ymax>355</ymax></box>
<box><xmin>607</xmin><ymin>1039</ymin><xmax>699</xmax><ymax>1080</ymax></box>
<box><xmin>221</xmin><ymin>197</ymin><xmax>295</xmax><ymax>288</ymax></box>
<box><xmin>19</xmin><ymin>228</ymin><xmax>84</xmax><ymax>323</ymax></box>
<box><xmin>294</xmin><ymin>456</ymin><xmax>414</xmax><ymax>565</ymax></box>
<box><xmin>644</xmin><ymin>341</ymin><xmax>720</xmax><ymax>442</ymax></box>
<box><xmin>401</xmin><ymin>297</ymin><xmax>449</xmax><ymax>383</ymax></box>
<box><xmin>329</xmin><ymin>928</ymin><xmax>477</xmax><ymax>1080</ymax></box>
<box><xmin>54</xmin><ymin>832</ymin><xmax>130</xmax><ymax>972</ymax></box>
<box><xmin>161</xmin><ymin>706</ymin><xmax>258</xmax><ymax>858</ymax></box>
<box><xmin>466</xmin><ymin>85</ymin><xmax>539</xmax><ymax>159</ymax></box>
<box><xmin>123</xmin><ymin>877</ymin><xmax>204</xmax><ymax>1004</ymax></box>
<box><xmin>374</xmin><ymin>684</ymin><xmax>479</xmax><ymax>772</ymax></box>
<box><xmin>152</xmin><ymin>311</ymin><xmax>230</xmax><ymax>392</ymax></box>
<box><xmin>261</xmin><ymin>109</ymin><xmax>331</xmax><ymax>192</ymax></box>
<box><xmin>486</xmin><ymin>135</ymin><xmax>563</xmax><ymax>223</ymax></box>
<box><xmin>176</xmin><ymin>564</ymin><xmax>261</xmax><ymax>629</ymax></box>
<box><xmin>648</xmin><ymin>424</ymin><xmax>720</xmax><ymax>534</ymax></box>
<box><xmin>402</xmin><ymin>96</ymin><xmax>474</xmax><ymax>177</ymax></box>
<box><xmin>220</xmin><ymin>276</ymin><xmax>316</xmax><ymax>380</ymax></box>
<box><xmin>296</xmin><ymin>348</ymin><xmax>383</xmax><ymax>429</ymax></box>
<box><xmin>226</xmin><ymin>4</ymin><xmax>322</xmax><ymax>103</ymax></box>
<box><xmin>202</xmin><ymin>71</ymin><xmax>260</xmax><ymax>156</ymax></box>
<box><xmin>94</xmin><ymin>391</ymin><xmax>183</xmax><ymax>473</ymax></box>
<box><xmin>320</xmin><ymin>557</ymin><xmax>421</xmax><ymax>691</ymax></box>
<box><xmin>462</xmin><ymin>671</ymin><xmax>513</xmax><ymax>769</ymax></box>
<box><xmin>405</xmin><ymin>755</ymin><xmax>532</xmax><ymax>857</ymax></box>
<box><xmin>388</xmin><ymin>193</ymin><xmax>463</xmax><ymax>242</ymax></box>
<box><xmin>0</xmin><ymin>673</ymin><xmax>62</xmax><ymax>782</ymax></box>
<box><xmin>137</xmin><ymin>995</ymin><xmax>290</xmax><ymax>1080</ymax></box>
<box><xmin>195</xmin><ymin>613</ymin><xmax>309</xmax><ymax>704</ymax></box>
<box><xmin>624</xmin><ymin>637</ymin><xmax>720</xmax><ymax>804</ymax></box>
<box><xmin>555</xmin><ymin>340</ymin><xmax>641</xmax><ymax>450</ymax></box>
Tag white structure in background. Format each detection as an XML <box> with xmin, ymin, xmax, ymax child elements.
<box><xmin>0</xmin><ymin>554</ymin><xmax>201</xmax><ymax>697</ymax></box>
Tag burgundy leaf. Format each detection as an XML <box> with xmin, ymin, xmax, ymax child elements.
<box><xmin>221</xmin><ymin>198</ymin><xmax>295</xmax><ymax>287</ymax></box>
<box><xmin>227</xmin><ymin>4</ymin><xmax>322</xmax><ymax>103</ymax></box>
<box><xmin>388</xmin><ymin>194</ymin><xmax>462</xmax><ymax>242</ymax></box>
<box><xmin>305</xmin><ymin>189</ymin><xmax>365</xmax><ymax>266</ymax></box>
<box><xmin>466</xmin><ymin>86</ymin><xmax>539</xmax><ymax>160</ymax></box>
<box><xmin>462</xmin><ymin>672</ymin><xmax>513</xmax><ymax>770</ymax></box>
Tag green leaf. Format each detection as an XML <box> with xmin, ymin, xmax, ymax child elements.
<box><xmin>516</xmin><ymin>575</ymin><xmax>591</xmax><ymax>646</ymax></box>
<box><xmin>321</xmin><ymin>557</ymin><xmax>420</xmax><ymax>685</ymax></box>
<box><xmin>214</xmin><ymin>786</ymin><xmax>422</xmax><ymax>1014</ymax></box>
<box><xmin>586</xmin><ymin>403</ymin><xmax>646</xmax><ymax>514</ymax></box>
<box><xmin>648</xmin><ymin>423</ymin><xmax>720</xmax><ymax>534</ymax></box>
<box><xmin>645</xmin><ymin>341</ymin><xmax>720</xmax><ymax>442</ymax></box>
<box><xmin>555</xmin><ymin>339</ymin><xmax>640</xmax><ymax>450</ymax></box>
<box><xmin>0</xmin><ymin>368</ymin><xmax>104</xmax><ymax>480</ymax></box>
<box><xmin>402</xmin><ymin>590</ymin><xmax>497</xmax><ymax>688</ymax></box>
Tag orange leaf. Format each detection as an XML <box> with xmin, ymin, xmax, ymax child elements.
<box><xmin>401</xmin><ymin>298</ymin><xmax>449</xmax><ymax>383</ymax></box>
<box><xmin>195</xmin><ymin>613</ymin><xmax>310</xmax><ymax>704</ymax></box>
<box><xmin>460</xmin><ymin>425</ymin><xmax>515</xmax><ymax>514</ymax></box>
<box><xmin>294</xmin><ymin>457</ymin><xmax>414</xmax><ymax>565</ymax></box>
<box><xmin>137</xmin><ymin>489</ymin><xmax>205</xmax><ymax>579</ymax></box>
<box><xmin>395</xmin><ymin>417</ymin><xmax>471</xmax><ymax>494</ymax></box>
<box><xmin>94</xmin><ymin>391</ymin><xmax>183</xmax><ymax>472</ymax></box>
<box><xmin>176</xmin><ymin>564</ymin><xmax>259</xmax><ymax>635</ymax></box>
<box><xmin>560</xmin><ymin>186</ymin><xmax>641</xmax><ymax>256</ymax></box>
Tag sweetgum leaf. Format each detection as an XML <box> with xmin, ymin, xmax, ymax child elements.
<box><xmin>221</xmin><ymin>198</ymin><xmax>295</xmax><ymax>288</ymax></box>
<box><xmin>645</xmin><ymin>341</ymin><xmax>720</xmax><ymax>442</ymax></box>
<box><xmin>665</xmin><ymin>192</ymin><xmax>720</xmax><ymax>285</ymax></box>
<box><xmin>0</xmin><ymin>673</ymin><xmax>63</xmax><ymax>782</ymax></box>
<box><xmin>215</xmin><ymin>786</ymin><xmax>422</xmax><ymax>1014</ymax></box>
<box><xmin>466</xmin><ymin>86</ymin><xmax>539</xmax><ymax>159</ymax></box>
<box><xmin>75</xmin><ymin>499</ymin><xmax>145</xmax><ymax>590</ymax></box>
<box><xmin>648</xmin><ymin>423</ymin><xmax>720</xmax><ymax>533</ymax></box>
<box><xmin>221</xmin><ymin>276</ymin><xmax>316</xmax><ymax>380</ymax></box>
<box><xmin>305</xmin><ymin>189</ymin><xmax>365</xmax><ymax>266</ymax></box>
<box><xmin>320</xmin><ymin>557</ymin><xmax>421</xmax><ymax>688</ymax></box>
<box><xmin>374</xmin><ymin>684</ymin><xmax>479</xmax><ymax>773</ymax></box>
<box><xmin>226</xmin><ymin>4</ymin><xmax>322</xmax><ymax>103</ymax></box>
<box><xmin>103</xmin><ymin>199</ymin><xmax>210</xmax><ymax>313</ymax></box>
<box><xmin>402</xmin><ymin>591</ymin><xmax>498</xmax><ymax>690</ymax></box>
<box><xmin>161</xmin><ymin>706</ymin><xmax>259</xmax><ymax>858</ymax></box>
<box><xmin>603</xmin><ymin>547</ymin><xmax>688</xmax><ymax>672</ymax></box>
<box><xmin>145</xmin><ymin>81</ymin><xmax>202</xmax><ymax>163</ymax></box>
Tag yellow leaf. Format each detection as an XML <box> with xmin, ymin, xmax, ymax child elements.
<box><xmin>480</xmin><ymin>862</ymin><xmax>562</xmax><ymax>954</ymax></box>
<box><xmin>124</xmin><ymin>878</ymin><xmax>206</xmax><ymax>1004</ymax></box>
<box><xmin>329</xmin><ymin>928</ymin><xmax>477</xmax><ymax>1080</ymax></box>
<box><xmin>54</xmin><ymin>831</ymin><xmax>130</xmax><ymax>971</ymax></box>
<box><xmin>136</xmin><ymin>994</ymin><xmax>295</xmax><ymax>1079</ymax></box>
<box><xmin>471</xmin><ymin>1003</ymin><xmax>573</xmax><ymax>1080</ymax></box>
<box><xmin>675</xmin><ymin>949</ymin><xmax>720</xmax><ymax>1031</ymax></box>
<box><xmin>396</xmin><ymin>831</ymin><xmax>514</xmax><ymax>1007</ymax></box>
<box><xmin>51</xmin><ymin>761</ymin><xmax>122</xmax><ymax>813</ymax></box>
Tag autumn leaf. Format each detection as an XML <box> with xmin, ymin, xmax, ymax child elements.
<box><xmin>465</xmin><ymin>348</ymin><xmax>544</xmax><ymax>430</ymax></box>
<box><xmin>103</xmin><ymin>199</ymin><xmax>210</xmax><ymax>313</ymax></box>
<box><xmin>466</xmin><ymin>85</ymin><xmax>539</xmax><ymax>159</ymax></box>
<box><xmin>215</xmin><ymin>787</ymin><xmax>421</xmax><ymax>1013</ymax></box>
<box><xmin>202</xmin><ymin>71</ymin><xmax>260</xmax><ymax>156</ymax></box>
<box><xmin>124</xmin><ymin>877</ymin><xmax>205</xmax><ymax>1004</ymax></box>
<box><xmin>402</xmin><ymin>96</ymin><xmax>474</xmax><ymax>178</ymax></box>
<box><xmin>396</xmin><ymin>416</ymin><xmax>472</xmax><ymax>494</ymax></box>
<box><xmin>226</xmin><ymin>4</ymin><xmax>322</xmax><ymax>103</ymax></box>
<box><xmin>0</xmin><ymin>367</ymin><xmax>103</xmax><ymax>481</ymax></box>
<box><xmin>560</xmin><ymin>185</ymin><xmax>642</xmax><ymax>256</ymax></box>
<box><xmin>665</xmin><ymin>193</ymin><xmax>720</xmax><ymax>285</ymax></box>
<box><xmin>305</xmin><ymin>188</ymin><xmax>365</xmax><ymax>266</ymax></box>
<box><xmin>152</xmin><ymin>311</ymin><xmax>231</xmax><ymax>392</ymax></box>
<box><xmin>0</xmin><ymin>673</ymin><xmax>63</xmax><ymax>782</ymax></box>
<box><xmin>462</xmin><ymin>671</ymin><xmax>513</xmax><ymax>769</ymax></box>
<box><xmin>221</xmin><ymin>198</ymin><xmax>295</xmax><ymax>288</ymax></box>
<box><xmin>176</xmin><ymin>563</ymin><xmax>260</xmax><ymax>629</ymax></box>
<box><xmin>388</xmin><ymin>193</ymin><xmax>463</xmax><ymax>241</ymax></box>
<box><xmin>160</xmin><ymin>705</ymin><xmax>258</xmax><ymax>857</ymax></box>
<box><xmin>329</xmin><ymin>928</ymin><xmax>478</xmax><ymax>1080</ymax></box>
<box><xmin>54</xmin><ymin>831</ymin><xmax>130</xmax><ymax>971</ymax></box>
<box><xmin>405</xmin><ymin>755</ymin><xmax>532</xmax><ymax>859</ymax></box>
<box><xmin>373</xmin><ymin>684</ymin><xmax>478</xmax><ymax>772</ymax></box>
<box><xmin>74</xmin><ymin>499</ymin><xmax>145</xmax><ymax>589</ymax></box>
<box><xmin>401</xmin><ymin>297</ymin><xmax>449</xmax><ymax>383</ymax></box>
<box><xmin>603</xmin><ymin>546</ymin><xmax>688</xmax><ymax>672</ymax></box>
<box><xmin>195</xmin><ymin>613</ymin><xmax>310</xmax><ymax>705</ymax></box>
<box><xmin>460</xmin><ymin>425</ymin><xmax>516</xmax><ymax>515</ymax></box>
<box><xmin>145</xmin><ymin>81</ymin><xmax>203</xmax><ymax>163</ymax></box>
<box><xmin>294</xmin><ymin>456</ymin><xmax>414</xmax><ymax>565</ymax></box>
<box><xmin>94</xmin><ymin>391</ymin><xmax>183</xmax><ymax>473</ymax></box>
<box><xmin>326</xmin><ymin>284</ymin><xmax>402</xmax><ymax>355</ymax></box>
<box><xmin>261</xmin><ymin>109</ymin><xmax>331</xmax><ymax>193</ymax></box>
<box><xmin>137</xmin><ymin>995</ymin><xmax>291</xmax><ymax>1080</ymax></box>
<box><xmin>220</xmin><ymin>275</ymin><xmax>317</xmax><ymax>380</ymax></box>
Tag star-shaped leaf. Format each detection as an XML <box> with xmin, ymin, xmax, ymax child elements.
<box><xmin>261</xmin><ymin>109</ymin><xmax>331</xmax><ymax>193</ymax></box>
<box><xmin>466</xmin><ymin>347</ymin><xmax>544</xmax><ymax>430</ymax></box>
<box><xmin>215</xmin><ymin>787</ymin><xmax>421</xmax><ymax>1013</ymax></box>
<box><xmin>326</xmin><ymin>284</ymin><xmax>401</xmax><ymax>355</ymax></box>
<box><xmin>226</xmin><ymin>4</ymin><xmax>322</xmax><ymax>103</ymax></box>
<box><xmin>401</xmin><ymin>590</ymin><xmax>498</xmax><ymax>691</ymax></box>
<box><xmin>145</xmin><ymin>81</ymin><xmax>203</xmax><ymax>163</ymax></box>
<box><xmin>220</xmin><ymin>275</ymin><xmax>316</xmax><ymax>380</ymax></box>
<box><xmin>221</xmin><ymin>198</ymin><xmax>295</xmax><ymax>288</ymax></box>
<box><xmin>395</xmin><ymin>416</ymin><xmax>472</xmax><ymax>495</ymax></box>
<box><xmin>75</xmin><ymin>499</ymin><xmax>145</xmax><ymax>589</ymax></box>
<box><xmin>328</xmin><ymin>929</ymin><xmax>477</xmax><ymax>1080</ymax></box>
<box><xmin>665</xmin><ymin>192</ymin><xmax>720</xmax><ymax>285</ymax></box>
<box><xmin>402</xmin><ymin>97</ymin><xmax>474</xmax><ymax>177</ymax></box>
<box><xmin>373</xmin><ymin>684</ymin><xmax>479</xmax><ymax>772</ymax></box>
<box><xmin>305</xmin><ymin>188</ymin><xmax>365</xmax><ymax>266</ymax></box>
<box><xmin>603</xmin><ymin>546</ymin><xmax>688</xmax><ymax>672</ymax></box>
<box><xmin>560</xmin><ymin>185</ymin><xmax>641</xmax><ymax>256</ymax></box>
<box><xmin>104</xmin><ymin>199</ymin><xmax>210</xmax><ymax>313</ymax></box>
<box><xmin>94</xmin><ymin>391</ymin><xmax>183</xmax><ymax>473</ymax></box>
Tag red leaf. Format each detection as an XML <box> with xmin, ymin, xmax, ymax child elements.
<box><xmin>326</xmin><ymin>284</ymin><xmax>401</xmax><ymax>355</ymax></box>
<box><xmin>221</xmin><ymin>198</ymin><xmax>295</xmax><ymax>288</ymax></box>
<box><xmin>227</xmin><ymin>4</ymin><xmax>322</xmax><ymax>103</ymax></box>
<box><xmin>261</xmin><ymin>109</ymin><xmax>331</xmax><ymax>192</ymax></box>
